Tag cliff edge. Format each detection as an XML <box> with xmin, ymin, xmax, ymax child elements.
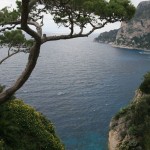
<box><xmin>95</xmin><ymin>1</ymin><xmax>150</xmax><ymax>50</ymax></box>
<box><xmin>109</xmin><ymin>72</ymin><xmax>150</xmax><ymax>150</ymax></box>
<box><xmin>0</xmin><ymin>84</ymin><xmax>64</xmax><ymax>150</ymax></box>
<box><xmin>115</xmin><ymin>1</ymin><xmax>150</xmax><ymax>50</ymax></box>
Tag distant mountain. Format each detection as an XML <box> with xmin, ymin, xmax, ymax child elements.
<box><xmin>95</xmin><ymin>1</ymin><xmax>150</xmax><ymax>50</ymax></box>
<box><xmin>94</xmin><ymin>29</ymin><xmax>119</xmax><ymax>44</ymax></box>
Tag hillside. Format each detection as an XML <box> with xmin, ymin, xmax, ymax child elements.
<box><xmin>109</xmin><ymin>72</ymin><xmax>150</xmax><ymax>150</ymax></box>
<box><xmin>0</xmin><ymin>84</ymin><xmax>64</xmax><ymax>150</ymax></box>
<box><xmin>95</xmin><ymin>1</ymin><xmax>150</xmax><ymax>50</ymax></box>
<box><xmin>94</xmin><ymin>29</ymin><xmax>118</xmax><ymax>43</ymax></box>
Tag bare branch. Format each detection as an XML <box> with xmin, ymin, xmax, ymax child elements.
<box><xmin>0</xmin><ymin>49</ymin><xmax>20</xmax><ymax>65</ymax></box>
<box><xmin>27</xmin><ymin>21</ymin><xmax>42</xmax><ymax>37</ymax></box>
<box><xmin>41</xmin><ymin>21</ymin><xmax>108</xmax><ymax>43</ymax></box>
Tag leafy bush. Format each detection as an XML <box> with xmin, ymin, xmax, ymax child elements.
<box><xmin>0</xmin><ymin>139</ymin><xmax>4</xmax><ymax>150</ymax></box>
<box><xmin>128</xmin><ymin>125</ymin><xmax>144</xmax><ymax>136</ymax></box>
<box><xmin>0</xmin><ymin>99</ymin><xmax>64</xmax><ymax>150</ymax></box>
<box><xmin>114</xmin><ymin>107</ymin><xmax>129</xmax><ymax>120</ymax></box>
<box><xmin>140</xmin><ymin>72</ymin><xmax>150</xmax><ymax>94</ymax></box>
<box><xmin>119</xmin><ymin>139</ymin><xmax>140</xmax><ymax>150</ymax></box>
<box><xmin>117</xmin><ymin>96</ymin><xmax>150</xmax><ymax>150</ymax></box>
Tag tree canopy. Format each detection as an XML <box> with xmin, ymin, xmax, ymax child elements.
<box><xmin>0</xmin><ymin>0</ymin><xmax>135</xmax><ymax>104</ymax></box>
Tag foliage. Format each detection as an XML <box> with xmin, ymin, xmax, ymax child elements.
<box><xmin>113</xmin><ymin>107</ymin><xmax>129</xmax><ymax>120</ymax></box>
<box><xmin>0</xmin><ymin>0</ymin><xmax>136</xmax><ymax>104</ymax></box>
<box><xmin>114</xmin><ymin>95</ymin><xmax>150</xmax><ymax>150</ymax></box>
<box><xmin>132</xmin><ymin>33</ymin><xmax>150</xmax><ymax>49</ymax></box>
<box><xmin>0</xmin><ymin>29</ymin><xmax>34</xmax><ymax>65</ymax></box>
<box><xmin>0</xmin><ymin>139</ymin><xmax>4</xmax><ymax>150</ymax></box>
<box><xmin>119</xmin><ymin>139</ymin><xmax>140</xmax><ymax>150</ymax></box>
<box><xmin>94</xmin><ymin>29</ymin><xmax>119</xmax><ymax>43</ymax></box>
<box><xmin>140</xmin><ymin>72</ymin><xmax>150</xmax><ymax>94</ymax></box>
<box><xmin>44</xmin><ymin>0</ymin><xmax>135</xmax><ymax>26</ymax></box>
<box><xmin>0</xmin><ymin>99</ymin><xmax>64</xmax><ymax>150</ymax></box>
<box><xmin>0</xmin><ymin>7</ymin><xmax>20</xmax><ymax>24</ymax></box>
<box><xmin>0</xmin><ymin>30</ymin><xmax>33</xmax><ymax>49</ymax></box>
<box><xmin>144</xmin><ymin>127</ymin><xmax>150</xmax><ymax>150</ymax></box>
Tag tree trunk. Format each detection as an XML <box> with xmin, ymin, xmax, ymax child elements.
<box><xmin>0</xmin><ymin>42</ymin><xmax>41</xmax><ymax>104</ymax></box>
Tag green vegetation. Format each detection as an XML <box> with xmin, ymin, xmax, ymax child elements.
<box><xmin>132</xmin><ymin>33</ymin><xmax>150</xmax><ymax>50</ymax></box>
<box><xmin>94</xmin><ymin>29</ymin><xmax>119</xmax><ymax>43</ymax></box>
<box><xmin>0</xmin><ymin>30</ymin><xmax>34</xmax><ymax>49</ymax></box>
<box><xmin>0</xmin><ymin>0</ymin><xmax>136</xmax><ymax>104</ymax></box>
<box><xmin>0</xmin><ymin>99</ymin><xmax>64</xmax><ymax>150</ymax></box>
<box><xmin>113</xmin><ymin>95</ymin><xmax>150</xmax><ymax>150</ymax></box>
<box><xmin>116</xmin><ymin>33</ymin><xmax>150</xmax><ymax>49</ymax></box>
<box><xmin>140</xmin><ymin>72</ymin><xmax>150</xmax><ymax>94</ymax></box>
<box><xmin>96</xmin><ymin>1</ymin><xmax>150</xmax><ymax>50</ymax></box>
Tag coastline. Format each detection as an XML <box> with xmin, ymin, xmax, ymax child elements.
<box><xmin>111</xmin><ymin>44</ymin><xmax>150</xmax><ymax>51</ymax></box>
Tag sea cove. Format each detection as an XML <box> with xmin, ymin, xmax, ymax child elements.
<box><xmin>0</xmin><ymin>36</ymin><xmax>150</xmax><ymax>150</ymax></box>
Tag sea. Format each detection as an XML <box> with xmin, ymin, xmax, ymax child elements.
<box><xmin>1</xmin><ymin>35</ymin><xmax>150</xmax><ymax>150</ymax></box>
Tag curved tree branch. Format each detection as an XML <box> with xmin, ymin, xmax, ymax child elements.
<box><xmin>0</xmin><ymin>45</ymin><xmax>28</xmax><ymax>65</ymax></box>
<box><xmin>41</xmin><ymin>21</ymin><xmax>108</xmax><ymax>43</ymax></box>
<box><xmin>0</xmin><ymin>0</ymin><xmax>41</xmax><ymax>104</ymax></box>
<box><xmin>0</xmin><ymin>50</ymin><xmax>19</xmax><ymax>65</ymax></box>
<box><xmin>0</xmin><ymin>0</ymin><xmax>136</xmax><ymax>104</ymax></box>
<box><xmin>0</xmin><ymin>20</ymin><xmax>42</xmax><ymax>36</ymax></box>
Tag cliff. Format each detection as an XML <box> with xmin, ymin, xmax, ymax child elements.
<box><xmin>115</xmin><ymin>1</ymin><xmax>150</xmax><ymax>50</ymax></box>
<box><xmin>95</xmin><ymin>1</ymin><xmax>150</xmax><ymax>50</ymax></box>
<box><xmin>108</xmin><ymin>72</ymin><xmax>150</xmax><ymax>150</ymax></box>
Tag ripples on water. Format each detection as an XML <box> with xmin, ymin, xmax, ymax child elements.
<box><xmin>0</xmin><ymin>35</ymin><xmax>150</xmax><ymax>150</ymax></box>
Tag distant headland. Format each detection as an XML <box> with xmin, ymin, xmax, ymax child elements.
<box><xmin>95</xmin><ymin>1</ymin><xmax>150</xmax><ymax>51</ymax></box>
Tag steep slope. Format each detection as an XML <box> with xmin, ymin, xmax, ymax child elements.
<box><xmin>109</xmin><ymin>72</ymin><xmax>150</xmax><ymax>150</ymax></box>
<box><xmin>0</xmin><ymin>98</ymin><xmax>64</xmax><ymax>150</ymax></box>
<box><xmin>95</xmin><ymin>1</ymin><xmax>150</xmax><ymax>50</ymax></box>
<box><xmin>94</xmin><ymin>29</ymin><xmax>119</xmax><ymax>43</ymax></box>
<box><xmin>115</xmin><ymin>1</ymin><xmax>150</xmax><ymax>50</ymax></box>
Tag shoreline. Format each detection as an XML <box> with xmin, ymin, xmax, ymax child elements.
<box><xmin>111</xmin><ymin>44</ymin><xmax>150</xmax><ymax>51</ymax></box>
<box><xmin>94</xmin><ymin>41</ymin><xmax>150</xmax><ymax>51</ymax></box>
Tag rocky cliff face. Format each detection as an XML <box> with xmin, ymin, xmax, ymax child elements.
<box><xmin>108</xmin><ymin>90</ymin><xmax>150</xmax><ymax>150</ymax></box>
<box><xmin>108</xmin><ymin>90</ymin><xmax>144</xmax><ymax>150</ymax></box>
<box><xmin>115</xmin><ymin>1</ymin><xmax>150</xmax><ymax>50</ymax></box>
<box><xmin>95</xmin><ymin>1</ymin><xmax>150</xmax><ymax>50</ymax></box>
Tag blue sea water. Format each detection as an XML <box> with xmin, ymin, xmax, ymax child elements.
<box><xmin>1</xmin><ymin>35</ymin><xmax>150</xmax><ymax>150</ymax></box>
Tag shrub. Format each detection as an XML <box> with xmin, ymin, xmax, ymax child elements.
<box><xmin>0</xmin><ymin>99</ymin><xmax>64</xmax><ymax>150</ymax></box>
<box><xmin>128</xmin><ymin>125</ymin><xmax>137</xmax><ymax>136</ymax></box>
<box><xmin>114</xmin><ymin>95</ymin><xmax>150</xmax><ymax>149</ymax></box>
<box><xmin>114</xmin><ymin>107</ymin><xmax>129</xmax><ymax>120</ymax></box>
<box><xmin>140</xmin><ymin>72</ymin><xmax>150</xmax><ymax>94</ymax></box>
<box><xmin>0</xmin><ymin>139</ymin><xmax>4</xmax><ymax>150</ymax></box>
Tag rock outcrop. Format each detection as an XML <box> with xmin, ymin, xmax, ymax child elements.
<box><xmin>108</xmin><ymin>71</ymin><xmax>150</xmax><ymax>150</ymax></box>
<box><xmin>94</xmin><ymin>29</ymin><xmax>119</xmax><ymax>43</ymax></box>
<box><xmin>108</xmin><ymin>90</ymin><xmax>144</xmax><ymax>150</ymax></box>
<box><xmin>115</xmin><ymin>1</ymin><xmax>150</xmax><ymax>50</ymax></box>
<box><xmin>95</xmin><ymin>1</ymin><xmax>150</xmax><ymax>50</ymax></box>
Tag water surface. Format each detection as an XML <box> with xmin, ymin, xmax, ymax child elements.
<box><xmin>1</xmin><ymin>35</ymin><xmax>150</xmax><ymax>150</ymax></box>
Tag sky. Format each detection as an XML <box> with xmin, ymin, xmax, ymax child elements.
<box><xmin>0</xmin><ymin>0</ymin><xmax>147</xmax><ymax>34</ymax></box>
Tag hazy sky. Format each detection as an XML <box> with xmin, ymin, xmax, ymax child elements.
<box><xmin>0</xmin><ymin>0</ymin><xmax>144</xmax><ymax>9</ymax></box>
<box><xmin>0</xmin><ymin>0</ymin><xmax>148</xmax><ymax>34</ymax></box>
